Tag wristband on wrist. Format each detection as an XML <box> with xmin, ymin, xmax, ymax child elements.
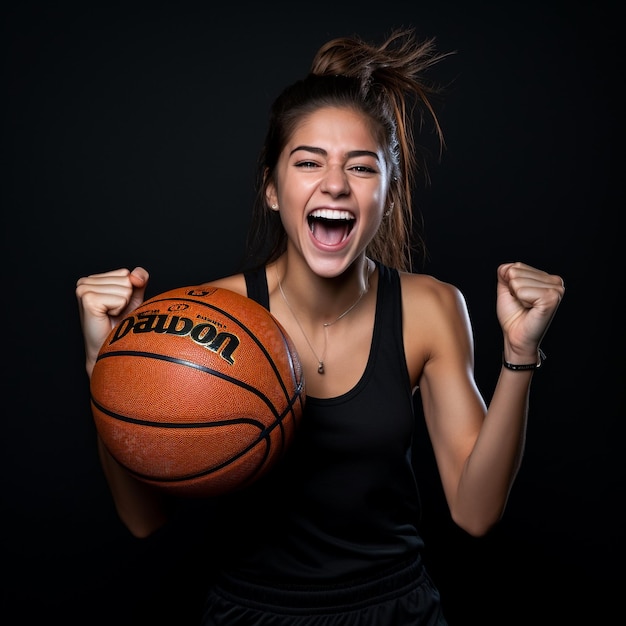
<box><xmin>502</xmin><ymin>348</ymin><xmax>546</xmax><ymax>371</ymax></box>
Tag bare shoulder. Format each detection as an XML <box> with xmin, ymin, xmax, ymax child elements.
<box><xmin>398</xmin><ymin>272</ymin><xmax>472</xmax><ymax>384</ymax></box>
<box><xmin>398</xmin><ymin>271</ymin><xmax>467</xmax><ymax>315</ymax></box>
<box><xmin>200</xmin><ymin>273</ymin><xmax>248</xmax><ymax>297</ymax></box>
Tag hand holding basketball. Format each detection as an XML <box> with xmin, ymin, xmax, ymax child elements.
<box><xmin>76</xmin><ymin>267</ymin><xmax>150</xmax><ymax>374</ymax></box>
<box><xmin>89</xmin><ymin>285</ymin><xmax>305</xmax><ymax>497</ymax></box>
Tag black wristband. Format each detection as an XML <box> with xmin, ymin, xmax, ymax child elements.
<box><xmin>502</xmin><ymin>348</ymin><xmax>546</xmax><ymax>371</ymax></box>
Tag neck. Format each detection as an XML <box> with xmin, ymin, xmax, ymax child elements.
<box><xmin>274</xmin><ymin>257</ymin><xmax>371</xmax><ymax>326</ymax></box>
<box><xmin>273</xmin><ymin>257</ymin><xmax>372</xmax><ymax>376</ymax></box>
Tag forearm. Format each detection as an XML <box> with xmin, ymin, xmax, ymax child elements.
<box><xmin>454</xmin><ymin>368</ymin><xmax>533</xmax><ymax>536</ymax></box>
<box><xmin>97</xmin><ymin>436</ymin><xmax>170</xmax><ymax>538</ymax></box>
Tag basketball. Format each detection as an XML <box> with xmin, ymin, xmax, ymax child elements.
<box><xmin>90</xmin><ymin>285</ymin><xmax>305</xmax><ymax>497</ymax></box>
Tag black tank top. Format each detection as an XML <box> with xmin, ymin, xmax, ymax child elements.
<box><xmin>218</xmin><ymin>262</ymin><xmax>424</xmax><ymax>584</ymax></box>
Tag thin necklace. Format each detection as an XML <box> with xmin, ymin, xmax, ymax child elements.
<box><xmin>275</xmin><ymin>262</ymin><xmax>370</xmax><ymax>375</ymax></box>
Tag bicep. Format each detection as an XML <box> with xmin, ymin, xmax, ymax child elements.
<box><xmin>409</xmin><ymin>281</ymin><xmax>487</xmax><ymax>501</ymax></box>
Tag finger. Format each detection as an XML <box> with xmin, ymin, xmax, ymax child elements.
<box><xmin>498</xmin><ymin>263</ymin><xmax>565</xmax><ymax>297</ymax></box>
<box><xmin>129</xmin><ymin>266</ymin><xmax>149</xmax><ymax>287</ymax></box>
<box><xmin>76</xmin><ymin>268</ymin><xmax>133</xmax><ymax>285</ymax></box>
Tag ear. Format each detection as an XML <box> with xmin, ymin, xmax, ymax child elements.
<box><xmin>265</xmin><ymin>180</ymin><xmax>278</xmax><ymax>211</ymax></box>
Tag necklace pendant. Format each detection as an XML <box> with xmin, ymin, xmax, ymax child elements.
<box><xmin>276</xmin><ymin>262</ymin><xmax>370</xmax><ymax>380</ymax></box>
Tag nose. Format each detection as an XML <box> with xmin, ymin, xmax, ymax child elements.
<box><xmin>320</xmin><ymin>164</ymin><xmax>350</xmax><ymax>197</ymax></box>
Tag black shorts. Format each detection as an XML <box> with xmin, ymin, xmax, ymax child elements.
<box><xmin>201</xmin><ymin>557</ymin><xmax>448</xmax><ymax>626</ymax></box>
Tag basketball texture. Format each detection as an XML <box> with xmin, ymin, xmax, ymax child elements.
<box><xmin>90</xmin><ymin>285</ymin><xmax>305</xmax><ymax>497</ymax></box>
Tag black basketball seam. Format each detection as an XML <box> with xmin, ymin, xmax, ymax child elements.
<box><xmin>96</xmin><ymin>348</ymin><xmax>282</xmax><ymax>415</ymax></box>
<box><xmin>91</xmin><ymin>388</ymin><xmax>298</xmax><ymax>432</ymax></box>
<box><xmin>272</xmin><ymin>322</ymin><xmax>306</xmax><ymax>451</ymax></box>
<box><xmin>105</xmin><ymin>431</ymin><xmax>272</xmax><ymax>486</ymax></box>
<box><xmin>94</xmin><ymin>349</ymin><xmax>303</xmax><ymax>427</ymax></box>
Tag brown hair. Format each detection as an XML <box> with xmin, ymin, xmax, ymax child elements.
<box><xmin>241</xmin><ymin>27</ymin><xmax>449</xmax><ymax>272</ymax></box>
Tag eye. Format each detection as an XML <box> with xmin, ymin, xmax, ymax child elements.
<box><xmin>349</xmin><ymin>164</ymin><xmax>377</xmax><ymax>174</ymax></box>
<box><xmin>294</xmin><ymin>160</ymin><xmax>320</xmax><ymax>169</ymax></box>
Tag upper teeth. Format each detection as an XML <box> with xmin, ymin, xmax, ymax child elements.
<box><xmin>309</xmin><ymin>209</ymin><xmax>354</xmax><ymax>220</ymax></box>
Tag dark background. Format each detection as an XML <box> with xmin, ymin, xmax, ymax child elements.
<box><xmin>3</xmin><ymin>2</ymin><xmax>623</xmax><ymax>624</ymax></box>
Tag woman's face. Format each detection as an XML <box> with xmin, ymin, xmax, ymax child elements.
<box><xmin>266</xmin><ymin>106</ymin><xmax>390</xmax><ymax>277</ymax></box>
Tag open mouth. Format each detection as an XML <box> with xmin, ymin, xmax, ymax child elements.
<box><xmin>307</xmin><ymin>209</ymin><xmax>355</xmax><ymax>246</ymax></box>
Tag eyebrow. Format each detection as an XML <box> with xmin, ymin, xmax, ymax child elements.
<box><xmin>289</xmin><ymin>145</ymin><xmax>380</xmax><ymax>161</ymax></box>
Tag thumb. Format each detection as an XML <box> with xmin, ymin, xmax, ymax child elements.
<box><xmin>128</xmin><ymin>266</ymin><xmax>150</xmax><ymax>310</ymax></box>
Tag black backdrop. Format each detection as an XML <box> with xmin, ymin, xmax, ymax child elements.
<box><xmin>3</xmin><ymin>2</ymin><xmax>623</xmax><ymax>624</ymax></box>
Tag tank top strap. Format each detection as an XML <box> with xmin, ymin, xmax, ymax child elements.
<box><xmin>244</xmin><ymin>266</ymin><xmax>270</xmax><ymax>310</ymax></box>
<box><xmin>373</xmin><ymin>261</ymin><xmax>403</xmax><ymax>346</ymax></box>
<box><xmin>374</xmin><ymin>262</ymin><xmax>408</xmax><ymax>394</ymax></box>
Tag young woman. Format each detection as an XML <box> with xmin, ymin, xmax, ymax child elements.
<box><xmin>76</xmin><ymin>28</ymin><xmax>565</xmax><ymax>625</ymax></box>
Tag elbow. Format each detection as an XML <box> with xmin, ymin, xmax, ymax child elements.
<box><xmin>127</xmin><ymin>523</ymin><xmax>161</xmax><ymax>540</ymax></box>
<box><xmin>116</xmin><ymin>506</ymin><xmax>168</xmax><ymax>540</ymax></box>
<box><xmin>451</xmin><ymin>508</ymin><xmax>503</xmax><ymax>538</ymax></box>
<box><xmin>458</xmin><ymin>521</ymin><xmax>496</xmax><ymax>538</ymax></box>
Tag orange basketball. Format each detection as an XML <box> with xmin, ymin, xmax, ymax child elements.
<box><xmin>90</xmin><ymin>285</ymin><xmax>305</xmax><ymax>497</ymax></box>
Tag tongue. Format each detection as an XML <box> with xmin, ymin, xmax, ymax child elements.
<box><xmin>311</xmin><ymin>220</ymin><xmax>349</xmax><ymax>245</ymax></box>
